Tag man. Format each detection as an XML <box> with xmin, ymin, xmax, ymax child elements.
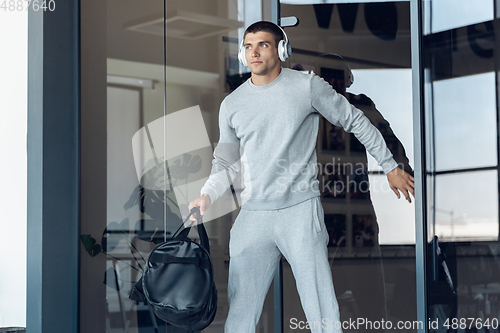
<box><xmin>188</xmin><ymin>21</ymin><xmax>414</xmax><ymax>333</ymax></box>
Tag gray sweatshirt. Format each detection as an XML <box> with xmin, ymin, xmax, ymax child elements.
<box><xmin>200</xmin><ymin>68</ymin><xmax>398</xmax><ymax>210</ymax></box>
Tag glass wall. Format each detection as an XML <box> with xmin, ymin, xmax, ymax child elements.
<box><xmin>51</xmin><ymin>0</ymin><xmax>500</xmax><ymax>331</ymax></box>
<box><xmin>80</xmin><ymin>0</ymin><xmax>419</xmax><ymax>332</ymax></box>
<box><xmin>280</xmin><ymin>1</ymin><xmax>417</xmax><ymax>331</ymax></box>
<box><xmin>162</xmin><ymin>0</ymin><xmax>255</xmax><ymax>331</ymax></box>
<box><xmin>422</xmin><ymin>0</ymin><xmax>500</xmax><ymax>331</ymax></box>
<box><xmin>80</xmin><ymin>0</ymin><xmax>265</xmax><ymax>331</ymax></box>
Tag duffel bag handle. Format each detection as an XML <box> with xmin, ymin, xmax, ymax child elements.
<box><xmin>172</xmin><ymin>207</ymin><xmax>211</xmax><ymax>254</ymax></box>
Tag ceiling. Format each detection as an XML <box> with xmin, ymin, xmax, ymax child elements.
<box><xmin>105</xmin><ymin>0</ymin><xmax>411</xmax><ymax>76</ymax></box>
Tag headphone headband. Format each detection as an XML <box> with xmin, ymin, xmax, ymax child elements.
<box><xmin>323</xmin><ymin>53</ymin><xmax>354</xmax><ymax>88</ymax></box>
<box><xmin>275</xmin><ymin>24</ymin><xmax>289</xmax><ymax>46</ymax></box>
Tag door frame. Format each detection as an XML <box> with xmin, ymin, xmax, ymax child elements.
<box><xmin>410</xmin><ymin>0</ymin><xmax>428</xmax><ymax>332</ymax></box>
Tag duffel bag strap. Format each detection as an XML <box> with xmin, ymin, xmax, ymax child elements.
<box><xmin>149</xmin><ymin>252</ymin><xmax>200</xmax><ymax>266</ymax></box>
<box><xmin>172</xmin><ymin>207</ymin><xmax>211</xmax><ymax>254</ymax></box>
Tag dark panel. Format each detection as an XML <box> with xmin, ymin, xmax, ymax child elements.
<box><xmin>79</xmin><ymin>0</ymin><xmax>108</xmax><ymax>331</ymax></box>
<box><xmin>338</xmin><ymin>3</ymin><xmax>359</xmax><ymax>33</ymax></box>
<box><xmin>313</xmin><ymin>4</ymin><xmax>334</xmax><ymax>29</ymax></box>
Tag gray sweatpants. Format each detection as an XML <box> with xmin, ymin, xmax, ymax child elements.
<box><xmin>225</xmin><ymin>196</ymin><xmax>343</xmax><ymax>333</ymax></box>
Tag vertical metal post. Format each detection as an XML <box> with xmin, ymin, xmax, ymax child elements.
<box><xmin>27</xmin><ymin>0</ymin><xmax>80</xmax><ymax>331</ymax></box>
<box><xmin>272</xmin><ymin>0</ymin><xmax>284</xmax><ymax>330</ymax></box>
<box><xmin>494</xmin><ymin>1</ymin><xmax>500</xmax><ymax>242</ymax></box>
<box><xmin>410</xmin><ymin>0</ymin><xmax>428</xmax><ymax>332</ymax></box>
<box><xmin>272</xmin><ymin>0</ymin><xmax>280</xmax><ymax>25</ymax></box>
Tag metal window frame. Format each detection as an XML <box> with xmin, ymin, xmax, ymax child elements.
<box><xmin>410</xmin><ymin>0</ymin><xmax>428</xmax><ymax>332</ymax></box>
<box><xmin>27</xmin><ymin>1</ymin><xmax>81</xmax><ymax>332</ymax></box>
<box><xmin>273</xmin><ymin>4</ymin><xmax>285</xmax><ymax>333</ymax></box>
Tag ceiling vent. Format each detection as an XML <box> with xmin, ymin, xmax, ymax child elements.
<box><xmin>126</xmin><ymin>10</ymin><xmax>243</xmax><ymax>40</ymax></box>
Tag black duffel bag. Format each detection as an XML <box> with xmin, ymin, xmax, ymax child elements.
<box><xmin>130</xmin><ymin>208</ymin><xmax>217</xmax><ymax>331</ymax></box>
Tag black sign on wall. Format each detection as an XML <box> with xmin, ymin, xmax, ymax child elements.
<box><xmin>313</xmin><ymin>2</ymin><xmax>399</xmax><ymax>41</ymax></box>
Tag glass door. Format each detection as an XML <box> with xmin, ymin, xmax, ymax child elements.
<box><xmin>421</xmin><ymin>1</ymin><xmax>500</xmax><ymax>332</ymax></box>
<box><xmin>279</xmin><ymin>1</ymin><xmax>418</xmax><ymax>331</ymax></box>
<box><xmin>161</xmin><ymin>0</ymin><xmax>250</xmax><ymax>331</ymax></box>
<box><xmin>81</xmin><ymin>0</ymin><xmax>269</xmax><ymax>330</ymax></box>
<box><xmin>80</xmin><ymin>0</ymin><xmax>422</xmax><ymax>331</ymax></box>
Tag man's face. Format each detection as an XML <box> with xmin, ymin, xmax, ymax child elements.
<box><xmin>243</xmin><ymin>31</ymin><xmax>281</xmax><ymax>76</ymax></box>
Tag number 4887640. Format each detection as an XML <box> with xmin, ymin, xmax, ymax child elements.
<box><xmin>443</xmin><ymin>318</ymin><xmax>499</xmax><ymax>330</ymax></box>
<box><xmin>1</xmin><ymin>0</ymin><xmax>55</xmax><ymax>11</ymax></box>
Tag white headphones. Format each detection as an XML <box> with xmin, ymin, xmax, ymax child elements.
<box><xmin>317</xmin><ymin>53</ymin><xmax>355</xmax><ymax>88</ymax></box>
<box><xmin>336</xmin><ymin>54</ymin><xmax>354</xmax><ymax>88</ymax></box>
<box><xmin>333</xmin><ymin>53</ymin><xmax>354</xmax><ymax>88</ymax></box>
<box><xmin>238</xmin><ymin>23</ymin><xmax>292</xmax><ymax>67</ymax></box>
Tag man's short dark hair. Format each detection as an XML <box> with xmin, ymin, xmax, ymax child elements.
<box><xmin>243</xmin><ymin>21</ymin><xmax>284</xmax><ymax>47</ymax></box>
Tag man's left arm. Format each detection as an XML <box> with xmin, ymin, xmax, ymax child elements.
<box><xmin>309</xmin><ymin>74</ymin><xmax>415</xmax><ymax>202</ymax></box>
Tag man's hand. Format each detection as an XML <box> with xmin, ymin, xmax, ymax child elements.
<box><xmin>387</xmin><ymin>167</ymin><xmax>415</xmax><ymax>203</ymax></box>
<box><xmin>187</xmin><ymin>194</ymin><xmax>212</xmax><ymax>225</ymax></box>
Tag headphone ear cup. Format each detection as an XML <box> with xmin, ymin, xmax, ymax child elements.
<box><xmin>238</xmin><ymin>44</ymin><xmax>247</xmax><ymax>67</ymax></box>
<box><xmin>345</xmin><ymin>69</ymin><xmax>354</xmax><ymax>88</ymax></box>
<box><xmin>278</xmin><ymin>40</ymin><xmax>286</xmax><ymax>61</ymax></box>
<box><xmin>285</xmin><ymin>42</ymin><xmax>292</xmax><ymax>61</ymax></box>
<box><xmin>278</xmin><ymin>40</ymin><xmax>291</xmax><ymax>61</ymax></box>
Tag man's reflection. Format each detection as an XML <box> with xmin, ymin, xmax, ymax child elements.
<box><xmin>295</xmin><ymin>55</ymin><xmax>414</xmax><ymax>333</ymax></box>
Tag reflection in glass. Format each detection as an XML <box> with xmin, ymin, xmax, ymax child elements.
<box><xmin>422</xmin><ymin>0</ymin><xmax>500</xmax><ymax>331</ymax></box>
<box><xmin>163</xmin><ymin>0</ymin><xmax>253</xmax><ymax>330</ymax></box>
<box><xmin>280</xmin><ymin>2</ymin><xmax>416</xmax><ymax>331</ymax></box>
<box><xmin>434</xmin><ymin>171</ymin><xmax>498</xmax><ymax>242</ymax></box>
<box><xmin>433</xmin><ymin>73</ymin><xmax>497</xmax><ymax>172</ymax></box>
<box><xmin>423</xmin><ymin>0</ymin><xmax>493</xmax><ymax>35</ymax></box>
<box><xmin>80</xmin><ymin>0</ymin><xmax>168</xmax><ymax>331</ymax></box>
<box><xmin>348</xmin><ymin>69</ymin><xmax>415</xmax><ymax>245</ymax></box>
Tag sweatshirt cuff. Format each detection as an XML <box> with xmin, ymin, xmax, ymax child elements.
<box><xmin>381</xmin><ymin>158</ymin><xmax>399</xmax><ymax>175</ymax></box>
<box><xmin>200</xmin><ymin>187</ymin><xmax>217</xmax><ymax>205</ymax></box>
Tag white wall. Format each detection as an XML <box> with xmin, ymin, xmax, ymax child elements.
<box><xmin>0</xmin><ymin>10</ymin><xmax>28</xmax><ymax>328</ymax></box>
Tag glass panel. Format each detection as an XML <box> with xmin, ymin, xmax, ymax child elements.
<box><xmin>422</xmin><ymin>1</ymin><xmax>500</xmax><ymax>332</ymax></box>
<box><xmin>281</xmin><ymin>1</ymin><xmax>417</xmax><ymax>330</ymax></box>
<box><xmin>349</xmin><ymin>69</ymin><xmax>415</xmax><ymax>245</ymax></box>
<box><xmin>80</xmin><ymin>0</ymin><xmax>167</xmax><ymax>331</ymax></box>
<box><xmin>83</xmin><ymin>0</ymin><xmax>293</xmax><ymax>330</ymax></box>
<box><xmin>163</xmin><ymin>0</ymin><xmax>261</xmax><ymax>331</ymax></box>
<box><xmin>433</xmin><ymin>73</ymin><xmax>497</xmax><ymax>172</ymax></box>
<box><xmin>423</xmin><ymin>0</ymin><xmax>494</xmax><ymax>35</ymax></box>
<box><xmin>434</xmin><ymin>171</ymin><xmax>498</xmax><ymax>242</ymax></box>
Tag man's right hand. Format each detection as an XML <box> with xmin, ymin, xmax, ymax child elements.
<box><xmin>187</xmin><ymin>194</ymin><xmax>211</xmax><ymax>223</ymax></box>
